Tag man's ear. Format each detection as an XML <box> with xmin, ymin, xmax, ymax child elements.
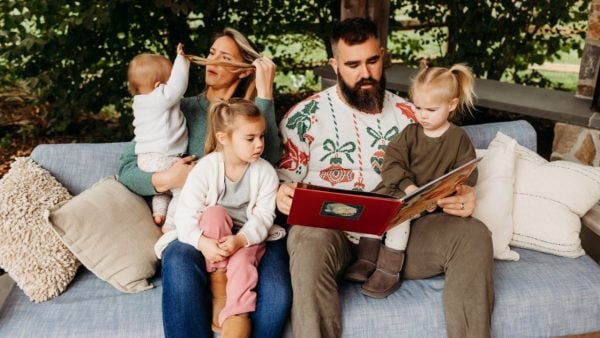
<box><xmin>329</xmin><ymin>58</ymin><xmax>338</xmax><ymax>75</ymax></box>
<box><xmin>215</xmin><ymin>131</ymin><xmax>229</xmax><ymax>146</ymax></box>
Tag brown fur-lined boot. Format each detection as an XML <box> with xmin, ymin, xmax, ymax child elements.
<box><xmin>221</xmin><ymin>315</ymin><xmax>251</xmax><ymax>338</ymax></box>
<box><xmin>210</xmin><ymin>269</ymin><xmax>227</xmax><ymax>332</ymax></box>
<box><xmin>361</xmin><ymin>244</ymin><xmax>405</xmax><ymax>298</ymax></box>
<box><xmin>345</xmin><ymin>237</ymin><xmax>381</xmax><ymax>282</ymax></box>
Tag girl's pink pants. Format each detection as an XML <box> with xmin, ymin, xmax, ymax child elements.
<box><xmin>200</xmin><ymin>206</ymin><xmax>265</xmax><ymax>325</ymax></box>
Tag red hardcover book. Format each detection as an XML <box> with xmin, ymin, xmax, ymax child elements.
<box><xmin>287</xmin><ymin>157</ymin><xmax>481</xmax><ymax>235</ymax></box>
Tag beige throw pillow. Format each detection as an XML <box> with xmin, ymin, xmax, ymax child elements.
<box><xmin>45</xmin><ymin>176</ymin><xmax>162</xmax><ymax>293</ymax></box>
<box><xmin>0</xmin><ymin>157</ymin><xmax>80</xmax><ymax>302</ymax></box>
<box><xmin>473</xmin><ymin>133</ymin><xmax>520</xmax><ymax>261</ymax></box>
<box><xmin>509</xmin><ymin>136</ymin><xmax>600</xmax><ymax>258</ymax></box>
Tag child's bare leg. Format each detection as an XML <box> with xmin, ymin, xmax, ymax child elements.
<box><xmin>162</xmin><ymin>188</ymin><xmax>180</xmax><ymax>233</ymax></box>
<box><xmin>152</xmin><ymin>193</ymin><xmax>171</xmax><ymax>225</ymax></box>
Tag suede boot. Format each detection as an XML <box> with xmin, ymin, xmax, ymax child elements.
<box><xmin>210</xmin><ymin>269</ymin><xmax>227</xmax><ymax>332</ymax></box>
<box><xmin>221</xmin><ymin>315</ymin><xmax>251</xmax><ymax>338</ymax></box>
<box><xmin>361</xmin><ymin>244</ymin><xmax>405</xmax><ymax>299</ymax></box>
<box><xmin>345</xmin><ymin>237</ymin><xmax>381</xmax><ymax>282</ymax></box>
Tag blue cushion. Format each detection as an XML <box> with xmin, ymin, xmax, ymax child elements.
<box><xmin>31</xmin><ymin>142</ymin><xmax>129</xmax><ymax>195</ymax></box>
<box><xmin>2</xmin><ymin>249</ymin><xmax>599</xmax><ymax>337</ymax></box>
<box><xmin>336</xmin><ymin>248</ymin><xmax>600</xmax><ymax>337</ymax></box>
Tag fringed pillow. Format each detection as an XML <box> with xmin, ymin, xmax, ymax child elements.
<box><xmin>0</xmin><ymin>158</ymin><xmax>80</xmax><ymax>302</ymax></box>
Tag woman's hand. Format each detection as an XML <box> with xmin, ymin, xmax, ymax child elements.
<box><xmin>276</xmin><ymin>182</ymin><xmax>297</xmax><ymax>215</ymax></box>
<box><xmin>253</xmin><ymin>56</ymin><xmax>276</xmax><ymax>100</ymax></box>
<box><xmin>151</xmin><ymin>155</ymin><xmax>196</xmax><ymax>193</ymax></box>
<box><xmin>437</xmin><ymin>184</ymin><xmax>476</xmax><ymax>217</ymax></box>
<box><xmin>197</xmin><ymin>235</ymin><xmax>229</xmax><ymax>264</ymax></box>
<box><xmin>218</xmin><ymin>234</ymin><xmax>247</xmax><ymax>256</ymax></box>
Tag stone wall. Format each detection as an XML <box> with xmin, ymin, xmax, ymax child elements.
<box><xmin>552</xmin><ymin>122</ymin><xmax>600</xmax><ymax>166</ymax></box>
<box><xmin>577</xmin><ymin>0</ymin><xmax>600</xmax><ymax>98</ymax></box>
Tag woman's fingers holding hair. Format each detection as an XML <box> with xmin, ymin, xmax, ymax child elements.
<box><xmin>253</xmin><ymin>56</ymin><xmax>276</xmax><ymax>100</ymax></box>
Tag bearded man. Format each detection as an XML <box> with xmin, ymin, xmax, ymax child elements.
<box><xmin>276</xmin><ymin>17</ymin><xmax>494</xmax><ymax>338</ymax></box>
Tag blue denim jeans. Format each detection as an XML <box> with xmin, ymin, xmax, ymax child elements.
<box><xmin>162</xmin><ymin>238</ymin><xmax>291</xmax><ymax>338</ymax></box>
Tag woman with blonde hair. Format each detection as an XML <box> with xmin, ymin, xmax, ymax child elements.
<box><xmin>118</xmin><ymin>28</ymin><xmax>291</xmax><ymax>338</ymax></box>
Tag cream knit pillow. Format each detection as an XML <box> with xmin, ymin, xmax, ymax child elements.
<box><xmin>0</xmin><ymin>157</ymin><xmax>80</xmax><ymax>302</ymax></box>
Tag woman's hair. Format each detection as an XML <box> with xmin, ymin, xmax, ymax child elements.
<box><xmin>409</xmin><ymin>60</ymin><xmax>476</xmax><ymax>120</ymax></box>
<box><xmin>211</xmin><ymin>27</ymin><xmax>262</xmax><ymax>100</ymax></box>
<box><xmin>204</xmin><ymin>98</ymin><xmax>264</xmax><ymax>154</ymax></box>
<box><xmin>127</xmin><ymin>53</ymin><xmax>172</xmax><ymax>95</ymax></box>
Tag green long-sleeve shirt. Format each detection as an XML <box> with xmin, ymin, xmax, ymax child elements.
<box><xmin>118</xmin><ymin>93</ymin><xmax>281</xmax><ymax>196</ymax></box>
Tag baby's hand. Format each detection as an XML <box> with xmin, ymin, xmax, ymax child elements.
<box><xmin>218</xmin><ymin>234</ymin><xmax>247</xmax><ymax>255</ymax></box>
<box><xmin>177</xmin><ymin>43</ymin><xmax>185</xmax><ymax>56</ymax></box>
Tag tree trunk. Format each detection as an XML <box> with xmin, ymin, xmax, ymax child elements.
<box><xmin>341</xmin><ymin>0</ymin><xmax>391</xmax><ymax>67</ymax></box>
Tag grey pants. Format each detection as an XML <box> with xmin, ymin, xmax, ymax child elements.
<box><xmin>287</xmin><ymin>212</ymin><xmax>494</xmax><ymax>338</ymax></box>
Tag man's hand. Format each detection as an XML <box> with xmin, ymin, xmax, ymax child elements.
<box><xmin>437</xmin><ymin>184</ymin><xmax>476</xmax><ymax>217</ymax></box>
<box><xmin>276</xmin><ymin>182</ymin><xmax>297</xmax><ymax>215</ymax></box>
<box><xmin>218</xmin><ymin>234</ymin><xmax>247</xmax><ymax>256</ymax></box>
<box><xmin>197</xmin><ymin>235</ymin><xmax>229</xmax><ymax>264</ymax></box>
<box><xmin>152</xmin><ymin>155</ymin><xmax>196</xmax><ymax>193</ymax></box>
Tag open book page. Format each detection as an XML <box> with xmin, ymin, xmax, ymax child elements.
<box><xmin>388</xmin><ymin>157</ymin><xmax>482</xmax><ymax>226</ymax></box>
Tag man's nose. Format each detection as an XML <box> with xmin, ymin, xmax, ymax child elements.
<box><xmin>359</xmin><ymin>64</ymin><xmax>371</xmax><ymax>79</ymax></box>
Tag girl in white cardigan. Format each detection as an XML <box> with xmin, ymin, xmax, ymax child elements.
<box><xmin>174</xmin><ymin>98</ymin><xmax>279</xmax><ymax>337</ymax></box>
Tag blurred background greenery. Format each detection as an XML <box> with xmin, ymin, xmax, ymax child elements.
<box><xmin>0</xmin><ymin>0</ymin><xmax>589</xmax><ymax>174</ymax></box>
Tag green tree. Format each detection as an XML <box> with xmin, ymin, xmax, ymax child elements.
<box><xmin>390</xmin><ymin>0</ymin><xmax>587</xmax><ymax>86</ymax></box>
<box><xmin>0</xmin><ymin>0</ymin><xmax>338</xmax><ymax>135</ymax></box>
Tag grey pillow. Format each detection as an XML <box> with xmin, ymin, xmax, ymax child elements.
<box><xmin>46</xmin><ymin>176</ymin><xmax>162</xmax><ymax>293</ymax></box>
<box><xmin>0</xmin><ymin>157</ymin><xmax>80</xmax><ymax>302</ymax></box>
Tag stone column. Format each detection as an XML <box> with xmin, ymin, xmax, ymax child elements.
<box><xmin>577</xmin><ymin>0</ymin><xmax>600</xmax><ymax>99</ymax></box>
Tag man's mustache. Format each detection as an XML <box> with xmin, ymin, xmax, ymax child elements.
<box><xmin>354</xmin><ymin>78</ymin><xmax>378</xmax><ymax>89</ymax></box>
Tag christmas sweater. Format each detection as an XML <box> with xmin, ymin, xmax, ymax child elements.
<box><xmin>278</xmin><ymin>85</ymin><xmax>416</xmax><ymax>193</ymax></box>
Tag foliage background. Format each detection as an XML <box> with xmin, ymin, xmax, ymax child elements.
<box><xmin>0</xmin><ymin>0</ymin><xmax>589</xmax><ymax>174</ymax></box>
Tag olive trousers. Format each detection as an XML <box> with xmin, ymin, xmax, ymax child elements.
<box><xmin>287</xmin><ymin>212</ymin><xmax>495</xmax><ymax>338</ymax></box>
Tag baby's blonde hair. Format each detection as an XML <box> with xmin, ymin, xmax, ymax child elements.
<box><xmin>127</xmin><ymin>53</ymin><xmax>172</xmax><ymax>95</ymax></box>
<box><xmin>204</xmin><ymin>98</ymin><xmax>265</xmax><ymax>155</ymax></box>
<box><xmin>410</xmin><ymin>61</ymin><xmax>476</xmax><ymax>119</ymax></box>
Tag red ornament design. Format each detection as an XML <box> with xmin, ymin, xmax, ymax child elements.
<box><xmin>395</xmin><ymin>102</ymin><xmax>417</xmax><ymax>122</ymax></box>
<box><xmin>319</xmin><ymin>164</ymin><xmax>355</xmax><ymax>186</ymax></box>
<box><xmin>278</xmin><ymin>139</ymin><xmax>309</xmax><ymax>170</ymax></box>
<box><xmin>370</xmin><ymin>149</ymin><xmax>385</xmax><ymax>175</ymax></box>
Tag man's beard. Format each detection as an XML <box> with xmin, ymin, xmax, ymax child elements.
<box><xmin>338</xmin><ymin>72</ymin><xmax>386</xmax><ymax>113</ymax></box>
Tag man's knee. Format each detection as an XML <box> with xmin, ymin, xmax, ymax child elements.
<box><xmin>287</xmin><ymin>226</ymin><xmax>349</xmax><ymax>281</ymax></box>
<box><xmin>460</xmin><ymin>217</ymin><xmax>493</xmax><ymax>254</ymax></box>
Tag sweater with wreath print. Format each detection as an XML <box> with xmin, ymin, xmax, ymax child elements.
<box><xmin>278</xmin><ymin>85</ymin><xmax>415</xmax><ymax>193</ymax></box>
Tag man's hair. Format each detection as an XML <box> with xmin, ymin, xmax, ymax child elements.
<box><xmin>330</xmin><ymin>17</ymin><xmax>379</xmax><ymax>56</ymax></box>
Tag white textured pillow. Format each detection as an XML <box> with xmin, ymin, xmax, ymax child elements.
<box><xmin>505</xmin><ymin>133</ymin><xmax>600</xmax><ymax>258</ymax></box>
<box><xmin>473</xmin><ymin>133</ymin><xmax>520</xmax><ymax>261</ymax></box>
<box><xmin>0</xmin><ymin>158</ymin><xmax>80</xmax><ymax>302</ymax></box>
